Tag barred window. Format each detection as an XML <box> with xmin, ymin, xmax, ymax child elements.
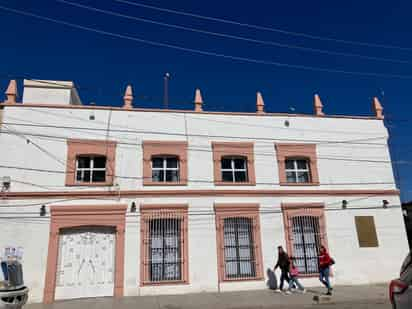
<box><xmin>141</xmin><ymin>206</ymin><xmax>188</xmax><ymax>285</ymax></box>
<box><xmin>75</xmin><ymin>155</ymin><xmax>107</xmax><ymax>183</ymax></box>
<box><xmin>221</xmin><ymin>156</ymin><xmax>248</xmax><ymax>183</ymax></box>
<box><xmin>290</xmin><ymin>216</ymin><xmax>321</xmax><ymax>274</ymax></box>
<box><xmin>151</xmin><ymin>156</ymin><xmax>180</xmax><ymax>182</ymax></box>
<box><xmin>149</xmin><ymin>218</ymin><xmax>181</xmax><ymax>281</ymax></box>
<box><xmin>223</xmin><ymin>217</ymin><xmax>256</xmax><ymax>278</ymax></box>
<box><xmin>285</xmin><ymin>159</ymin><xmax>311</xmax><ymax>183</ymax></box>
<box><xmin>282</xmin><ymin>203</ymin><xmax>327</xmax><ymax>276</ymax></box>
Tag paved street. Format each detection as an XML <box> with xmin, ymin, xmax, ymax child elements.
<box><xmin>26</xmin><ymin>284</ymin><xmax>390</xmax><ymax>309</ymax></box>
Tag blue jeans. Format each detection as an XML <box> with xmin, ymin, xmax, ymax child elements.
<box><xmin>279</xmin><ymin>269</ymin><xmax>290</xmax><ymax>290</ymax></box>
<box><xmin>288</xmin><ymin>276</ymin><xmax>304</xmax><ymax>291</ymax></box>
<box><xmin>319</xmin><ymin>267</ymin><xmax>331</xmax><ymax>290</ymax></box>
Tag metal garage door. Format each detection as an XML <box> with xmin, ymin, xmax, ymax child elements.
<box><xmin>54</xmin><ymin>226</ymin><xmax>116</xmax><ymax>300</ymax></box>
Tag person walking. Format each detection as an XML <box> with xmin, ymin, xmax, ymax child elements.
<box><xmin>288</xmin><ymin>259</ymin><xmax>306</xmax><ymax>293</ymax></box>
<box><xmin>274</xmin><ymin>246</ymin><xmax>291</xmax><ymax>293</ymax></box>
<box><xmin>318</xmin><ymin>245</ymin><xmax>333</xmax><ymax>295</ymax></box>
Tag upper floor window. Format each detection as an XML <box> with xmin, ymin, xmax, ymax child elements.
<box><xmin>285</xmin><ymin>158</ymin><xmax>311</xmax><ymax>183</ymax></box>
<box><xmin>152</xmin><ymin>156</ymin><xmax>180</xmax><ymax>182</ymax></box>
<box><xmin>212</xmin><ymin>142</ymin><xmax>256</xmax><ymax>186</ymax></box>
<box><xmin>66</xmin><ymin>139</ymin><xmax>116</xmax><ymax>186</ymax></box>
<box><xmin>142</xmin><ymin>141</ymin><xmax>188</xmax><ymax>186</ymax></box>
<box><xmin>275</xmin><ymin>144</ymin><xmax>319</xmax><ymax>186</ymax></box>
<box><xmin>75</xmin><ymin>155</ymin><xmax>107</xmax><ymax>183</ymax></box>
<box><xmin>221</xmin><ymin>156</ymin><xmax>248</xmax><ymax>183</ymax></box>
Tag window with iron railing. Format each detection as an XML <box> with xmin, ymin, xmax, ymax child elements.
<box><xmin>290</xmin><ymin>216</ymin><xmax>321</xmax><ymax>274</ymax></box>
<box><xmin>223</xmin><ymin>217</ymin><xmax>256</xmax><ymax>278</ymax></box>
<box><xmin>140</xmin><ymin>206</ymin><xmax>188</xmax><ymax>285</ymax></box>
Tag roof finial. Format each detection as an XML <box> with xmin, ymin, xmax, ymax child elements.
<box><xmin>313</xmin><ymin>94</ymin><xmax>324</xmax><ymax>116</ymax></box>
<box><xmin>256</xmin><ymin>92</ymin><xmax>265</xmax><ymax>114</ymax></box>
<box><xmin>194</xmin><ymin>88</ymin><xmax>203</xmax><ymax>112</ymax></box>
<box><xmin>123</xmin><ymin>84</ymin><xmax>133</xmax><ymax>109</ymax></box>
<box><xmin>372</xmin><ymin>97</ymin><xmax>384</xmax><ymax>120</ymax></box>
<box><xmin>4</xmin><ymin>80</ymin><xmax>17</xmax><ymax>104</ymax></box>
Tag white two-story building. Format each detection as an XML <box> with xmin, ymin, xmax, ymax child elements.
<box><xmin>0</xmin><ymin>79</ymin><xmax>408</xmax><ymax>303</ymax></box>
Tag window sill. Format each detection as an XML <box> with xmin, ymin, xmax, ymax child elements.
<box><xmin>279</xmin><ymin>182</ymin><xmax>320</xmax><ymax>186</ymax></box>
<box><xmin>221</xmin><ymin>276</ymin><xmax>264</xmax><ymax>282</ymax></box>
<box><xmin>140</xmin><ymin>280</ymin><xmax>189</xmax><ymax>287</ymax></box>
<box><xmin>215</xmin><ymin>182</ymin><xmax>256</xmax><ymax>186</ymax></box>
<box><xmin>143</xmin><ymin>181</ymin><xmax>187</xmax><ymax>186</ymax></box>
<box><xmin>65</xmin><ymin>182</ymin><xmax>114</xmax><ymax>187</ymax></box>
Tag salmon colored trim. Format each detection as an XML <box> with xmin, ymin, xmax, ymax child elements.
<box><xmin>139</xmin><ymin>203</ymin><xmax>189</xmax><ymax>286</ymax></box>
<box><xmin>212</xmin><ymin>142</ymin><xmax>256</xmax><ymax>186</ymax></box>
<box><xmin>275</xmin><ymin>143</ymin><xmax>320</xmax><ymax>186</ymax></box>
<box><xmin>1</xmin><ymin>189</ymin><xmax>400</xmax><ymax>199</ymax></box>
<box><xmin>281</xmin><ymin>203</ymin><xmax>329</xmax><ymax>276</ymax></box>
<box><xmin>43</xmin><ymin>204</ymin><xmax>127</xmax><ymax>304</ymax></box>
<box><xmin>214</xmin><ymin>203</ymin><xmax>264</xmax><ymax>282</ymax></box>
<box><xmin>142</xmin><ymin>141</ymin><xmax>188</xmax><ymax>186</ymax></box>
<box><xmin>0</xmin><ymin>102</ymin><xmax>379</xmax><ymax>120</ymax></box>
<box><xmin>65</xmin><ymin>139</ymin><xmax>117</xmax><ymax>186</ymax></box>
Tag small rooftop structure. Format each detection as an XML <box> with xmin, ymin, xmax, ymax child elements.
<box><xmin>22</xmin><ymin>79</ymin><xmax>82</xmax><ymax>105</ymax></box>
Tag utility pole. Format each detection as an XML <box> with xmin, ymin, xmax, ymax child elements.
<box><xmin>163</xmin><ymin>72</ymin><xmax>170</xmax><ymax>109</ymax></box>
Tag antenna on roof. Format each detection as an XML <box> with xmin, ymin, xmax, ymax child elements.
<box><xmin>163</xmin><ymin>72</ymin><xmax>170</xmax><ymax>109</ymax></box>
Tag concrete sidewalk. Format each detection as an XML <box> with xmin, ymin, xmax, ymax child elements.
<box><xmin>26</xmin><ymin>284</ymin><xmax>390</xmax><ymax>309</ymax></box>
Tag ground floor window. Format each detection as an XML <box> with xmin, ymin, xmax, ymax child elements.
<box><xmin>149</xmin><ymin>218</ymin><xmax>182</xmax><ymax>281</ymax></box>
<box><xmin>282</xmin><ymin>203</ymin><xmax>327</xmax><ymax>276</ymax></box>
<box><xmin>140</xmin><ymin>205</ymin><xmax>188</xmax><ymax>285</ymax></box>
<box><xmin>223</xmin><ymin>217</ymin><xmax>256</xmax><ymax>278</ymax></box>
<box><xmin>215</xmin><ymin>204</ymin><xmax>263</xmax><ymax>281</ymax></box>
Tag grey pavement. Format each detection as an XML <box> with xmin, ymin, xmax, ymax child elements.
<box><xmin>26</xmin><ymin>284</ymin><xmax>390</xmax><ymax>309</ymax></box>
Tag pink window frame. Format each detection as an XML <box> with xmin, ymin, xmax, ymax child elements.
<box><xmin>43</xmin><ymin>204</ymin><xmax>127</xmax><ymax>304</ymax></box>
<box><xmin>275</xmin><ymin>143</ymin><xmax>320</xmax><ymax>186</ymax></box>
<box><xmin>65</xmin><ymin>139</ymin><xmax>117</xmax><ymax>186</ymax></box>
<box><xmin>139</xmin><ymin>204</ymin><xmax>189</xmax><ymax>286</ymax></box>
<box><xmin>142</xmin><ymin>141</ymin><xmax>188</xmax><ymax>186</ymax></box>
<box><xmin>212</xmin><ymin>142</ymin><xmax>256</xmax><ymax>186</ymax></box>
<box><xmin>281</xmin><ymin>203</ymin><xmax>328</xmax><ymax>277</ymax></box>
<box><xmin>214</xmin><ymin>203</ymin><xmax>263</xmax><ymax>282</ymax></box>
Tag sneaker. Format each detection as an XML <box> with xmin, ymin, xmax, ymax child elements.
<box><xmin>274</xmin><ymin>289</ymin><xmax>281</xmax><ymax>293</ymax></box>
<box><xmin>326</xmin><ymin>291</ymin><xmax>332</xmax><ymax>296</ymax></box>
<box><xmin>300</xmin><ymin>289</ymin><xmax>306</xmax><ymax>294</ymax></box>
<box><xmin>285</xmin><ymin>290</ymin><xmax>292</xmax><ymax>295</ymax></box>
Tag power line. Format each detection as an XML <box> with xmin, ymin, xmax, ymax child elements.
<box><xmin>0</xmin><ymin>163</ymin><xmax>398</xmax><ymax>187</ymax></box>
<box><xmin>115</xmin><ymin>0</ymin><xmax>412</xmax><ymax>52</ymax></box>
<box><xmin>0</xmin><ymin>129</ymin><xmax>395</xmax><ymax>164</ymax></box>
<box><xmin>1</xmin><ymin>121</ymin><xmax>389</xmax><ymax>146</ymax></box>
<box><xmin>2</xmin><ymin>5</ymin><xmax>412</xmax><ymax>79</ymax></box>
<box><xmin>57</xmin><ymin>0</ymin><xmax>412</xmax><ymax>65</ymax></box>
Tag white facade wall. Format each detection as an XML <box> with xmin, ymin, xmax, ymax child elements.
<box><xmin>0</xmin><ymin>105</ymin><xmax>409</xmax><ymax>303</ymax></box>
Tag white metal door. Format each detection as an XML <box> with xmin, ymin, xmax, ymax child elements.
<box><xmin>55</xmin><ymin>227</ymin><xmax>116</xmax><ymax>300</ymax></box>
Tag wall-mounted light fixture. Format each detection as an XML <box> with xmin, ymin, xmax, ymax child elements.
<box><xmin>342</xmin><ymin>200</ymin><xmax>348</xmax><ymax>209</ymax></box>
<box><xmin>383</xmin><ymin>200</ymin><xmax>389</xmax><ymax>209</ymax></box>
<box><xmin>1</xmin><ymin>176</ymin><xmax>11</xmax><ymax>192</ymax></box>
<box><xmin>130</xmin><ymin>202</ymin><xmax>137</xmax><ymax>213</ymax></box>
<box><xmin>40</xmin><ymin>205</ymin><xmax>46</xmax><ymax>217</ymax></box>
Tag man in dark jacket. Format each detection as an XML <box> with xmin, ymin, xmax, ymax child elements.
<box><xmin>274</xmin><ymin>246</ymin><xmax>291</xmax><ymax>293</ymax></box>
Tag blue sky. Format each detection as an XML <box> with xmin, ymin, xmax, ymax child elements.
<box><xmin>1</xmin><ymin>0</ymin><xmax>412</xmax><ymax>201</ymax></box>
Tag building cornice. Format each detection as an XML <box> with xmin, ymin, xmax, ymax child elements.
<box><xmin>0</xmin><ymin>102</ymin><xmax>380</xmax><ymax>121</ymax></box>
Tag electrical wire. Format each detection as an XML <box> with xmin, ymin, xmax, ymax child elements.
<box><xmin>115</xmin><ymin>0</ymin><xmax>412</xmax><ymax>52</ymax></box>
<box><xmin>1</xmin><ymin>5</ymin><xmax>412</xmax><ymax>79</ymax></box>
<box><xmin>57</xmin><ymin>0</ymin><xmax>412</xmax><ymax>65</ymax></box>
